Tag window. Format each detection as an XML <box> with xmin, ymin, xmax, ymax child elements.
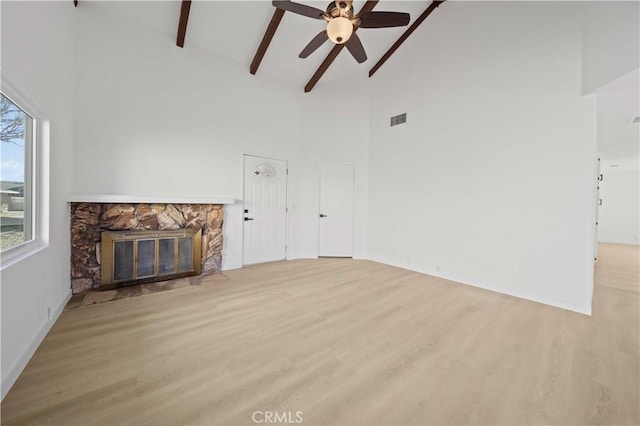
<box><xmin>0</xmin><ymin>79</ymin><xmax>47</xmax><ymax>267</ymax></box>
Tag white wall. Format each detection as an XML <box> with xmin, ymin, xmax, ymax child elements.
<box><xmin>73</xmin><ymin>2</ymin><xmax>369</xmax><ymax>268</ymax></box>
<box><xmin>594</xmin><ymin>71</ymin><xmax>640</xmax><ymax>178</ymax></box>
<box><xmin>598</xmin><ymin>170</ymin><xmax>640</xmax><ymax>245</ymax></box>
<box><xmin>367</xmin><ymin>2</ymin><xmax>597</xmax><ymax>314</ymax></box>
<box><xmin>74</xmin><ymin>3</ymin><xmax>303</xmax><ymax>199</ymax></box>
<box><xmin>581</xmin><ymin>1</ymin><xmax>640</xmax><ymax>94</ymax></box>
<box><xmin>74</xmin><ymin>2</ymin><xmax>301</xmax><ymax>269</ymax></box>
<box><xmin>1</xmin><ymin>1</ymin><xmax>76</xmax><ymax>398</ymax></box>
<box><xmin>593</xmin><ymin>68</ymin><xmax>639</xmax><ymax>245</ymax></box>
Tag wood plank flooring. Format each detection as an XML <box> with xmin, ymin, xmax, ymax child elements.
<box><xmin>2</xmin><ymin>243</ymin><xmax>638</xmax><ymax>425</ymax></box>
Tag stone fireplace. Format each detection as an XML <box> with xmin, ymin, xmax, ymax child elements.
<box><xmin>70</xmin><ymin>202</ymin><xmax>226</xmax><ymax>294</ymax></box>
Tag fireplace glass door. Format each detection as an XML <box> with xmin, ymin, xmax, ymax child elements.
<box><xmin>137</xmin><ymin>239</ymin><xmax>156</xmax><ymax>278</ymax></box>
<box><xmin>178</xmin><ymin>237</ymin><xmax>193</xmax><ymax>272</ymax></box>
<box><xmin>101</xmin><ymin>228</ymin><xmax>202</xmax><ymax>288</ymax></box>
<box><xmin>113</xmin><ymin>240</ymin><xmax>134</xmax><ymax>281</ymax></box>
<box><xmin>158</xmin><ymin>238</ymin><xmax>176</xmax><ymax>275</ymax></box>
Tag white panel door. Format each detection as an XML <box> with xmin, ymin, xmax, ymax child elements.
<box><xmin>319</xmin><ymin>164</ymin><xmax>354</xmax><ymax>257</ymax></box>
<box><xmin>243</xmin><ymin>155</ymin><xmax>287</xmax><ymax>265</ymax></box>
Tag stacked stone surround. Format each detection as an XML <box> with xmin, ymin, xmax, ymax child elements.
<box><xmin>70</xmin><ymin>203</ymin><xmax>223</xmax><ymax>294</ymax></box>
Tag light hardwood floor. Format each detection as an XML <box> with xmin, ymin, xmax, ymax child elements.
<box><xmin>2</xmin><ymin>243</ymin><xmax>638</xmax><ymax>425</ymax></box>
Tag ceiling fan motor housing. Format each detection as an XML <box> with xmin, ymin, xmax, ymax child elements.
<box><xmin>326</xmin><ymin>1</ymin><xmax>353</xmax><ymax>17</ymax></box>
<box><xmin>325</xmin><ymin>1</ymin><xmax>355</xmax><ymax>44</ymax></box>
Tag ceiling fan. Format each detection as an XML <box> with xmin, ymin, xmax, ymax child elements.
<box><xmin>272</xmin><ymin>0</ymin><xmax>410</xmax><ymax>63</ymax></box>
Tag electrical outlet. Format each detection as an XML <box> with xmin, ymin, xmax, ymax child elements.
<box><xmin>47</xmin><ymin>307</ymin><xmax>52</xmax><ymax>320</ymax></box>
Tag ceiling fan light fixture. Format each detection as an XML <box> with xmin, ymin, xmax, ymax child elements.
<box><xmin>327</xmin><ymin>16</ymin><xmax>353</xmax><ymax>44</ymax></box>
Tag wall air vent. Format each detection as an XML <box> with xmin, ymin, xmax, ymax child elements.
<box><xmin>390</xmin><ymin>113</ymin><xmax>407</xmax><ymax>127</ymax></box>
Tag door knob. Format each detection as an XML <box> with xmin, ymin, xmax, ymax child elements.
<box><xmin>319</xmin><ymin>214</ymin><xmax>327</xmax><ymax>218</ymax></box>
<box><xmin>244</xmin><ymin>217</ymin><xmax>254</xmax><ymax>221</ymax></box>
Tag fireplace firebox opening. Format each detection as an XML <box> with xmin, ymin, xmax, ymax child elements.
<box><xmin>101</xmin><ymin>228</ymin><xmax>202</xmax><ymax>289</ymax></box>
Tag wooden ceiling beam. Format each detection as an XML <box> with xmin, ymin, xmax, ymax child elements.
<box><xmin>250</xmin><ymin>8</ymin><xmax>286</xmax><ymax>75</ymax></box>
<box><xmin>304</xmin><ymin>45</ymin><xmax>345</xmax><ymax>93</ymax></box>
<box><xmin>176</xmin><ymin>0</ymin><xmax>192</xmax><ymax>48</ymax></box>
<box><xmin>304</xmin><ymin>0</ymin><xmax>379</xmax><ymax>93</ymax></box>
<box><xmin>368</xmin><ymin>0</ymin><xmax>444</xmax><ymax>78</ymax></box>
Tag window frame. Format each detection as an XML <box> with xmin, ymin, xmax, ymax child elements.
<box><xmin>1</xmin><ymin>76</ymin><xmax>49</xmax><ymax>269</ymax></box>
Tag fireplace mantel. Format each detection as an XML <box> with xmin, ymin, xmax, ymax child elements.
<box><xmin>68</xmin><ymin>194</ymin><xmax>235</xmax><ymax>204</ymax></box>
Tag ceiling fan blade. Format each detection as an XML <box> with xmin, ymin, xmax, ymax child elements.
<box><xmin>272</xmin><ymin>1</ymin><xmax>326</xmax><ymax>19</ymax></box>
<box><xmin>299</xmin><ymin>30</ymin><xmax>329</xmax><ymax>58</ymax></box>
<box><xmin>358</xmin><ymin>11</ymin><xmax>410</xmax><ymax>28</ymax></box>
<box><xmin>345</xmin><ymin>32</ymin><xmax>367</xmax><ymax>63</ymax></box>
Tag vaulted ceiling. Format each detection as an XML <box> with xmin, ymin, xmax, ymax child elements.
<box><xmin>85</xmin><ymin>1</ymin><xmax>442</xmax><ymax>91</ymax></box>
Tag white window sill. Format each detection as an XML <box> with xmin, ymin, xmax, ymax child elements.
<box><xmin>0</xmin><ymin>239</ymin><xmax>48</xmax><ymax>271</ymax></box>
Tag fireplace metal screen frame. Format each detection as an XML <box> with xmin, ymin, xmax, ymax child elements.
<box><xmin>101</xmin><ymin>228</ymin><xmax>202</xmax><ymax>289</ymax></box>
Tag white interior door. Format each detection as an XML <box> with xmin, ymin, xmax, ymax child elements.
<box><xmin>243</xmin><ymin>155</ymin><xmax>287</xmax><ymax>265</ymax></box>
<box><xmin>319</xmin><ymin>164</ymin><xmax>354</xmax><ymax>257</ymax></box>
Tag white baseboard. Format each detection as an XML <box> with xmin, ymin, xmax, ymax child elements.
<box><xmin>1</xmin><ymin>290</ymin><xmax>71</xmax><ymax>401</ymax></box>
<box><xmin>598</xmin><ymin>239</ymin><xmax>640</xmax><ymax>246</ymax></box>
<box><xmin>353</xmin><ymin>252</ymin><xmax>368</xmax><ymax>260</ymax></box>
<box><xmin>221</xmin><ymin>259</ymin><xmax>243</xmax><ymax>271</ymax></box>
<box><xmin>286</xmin><ymin>252</ymin><xmax>318</xmax><ymax>260</ymax></box>
<box><xmin>366</xmin><ymin>255</ymin><xmax>592</xmax><ymax>316</ymax></box>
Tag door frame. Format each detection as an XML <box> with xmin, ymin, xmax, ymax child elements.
<box><xmin>317</xmin><ymin>162</ymin><xmax>356</xmax><ymax>258</ymax></box>
<box><xmin>594</xmin><ymin>157</ymin><xmax>601</xmax><ymax>263</ymax></box>
<box><xmin>242</xmin><ymin>153</ymin><xmax>289</xmax><ymax>266</ymax></box>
